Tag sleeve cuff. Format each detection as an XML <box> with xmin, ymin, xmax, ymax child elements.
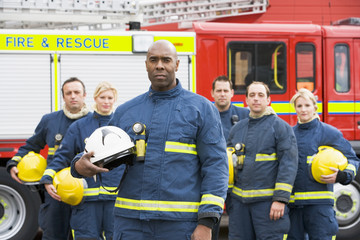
<box><xmin>336</xmin><ymin>170</ymin><xmax>351</xmax><ymax>185</ymax></box>
<box><xmin>198</xmin><ymin>217</ymin><xmax>217</xmax><ymax>229</ymax></box>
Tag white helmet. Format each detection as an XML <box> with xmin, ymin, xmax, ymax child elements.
<box><xmin>85</xmin><ymin>126</ymin><xmax>135</xmax><ymax>169</ymax></box>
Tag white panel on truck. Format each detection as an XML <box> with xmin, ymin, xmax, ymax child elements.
<box><xmin>58</xmin><ymin>54</ymin><xmax>190</xmax><ymax>109</ymax></box>
<box><xmin>0</xmin><ymin>54</ymin><xmax>51</xmax><ymax>139</ymax></box>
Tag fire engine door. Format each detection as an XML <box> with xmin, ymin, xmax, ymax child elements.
<box><xmin>355</xmin><ymin>39</ymin><xmax>360</xmax><ymax>140</ymax></box>
<box><xmin>324</xmin><ymin>39</ymin><xmax>355</xmax><ymax>141</ymax></box>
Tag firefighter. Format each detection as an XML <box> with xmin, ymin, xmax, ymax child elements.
<box><xmin>6</xmin><ymin>77</ymin><xmax>88</xmax><ymax>240</ymax></box>
<box><xmin>287</xmin><ymin>88</ymin><xmax>359</xmax><ymax>240</ymax></box>
<box><xmin>71</xmin><ymin>40</ymin><xmax>228</xmax><ymax>240</ymax></box>
<box><xmin>210</xmin><ymin>75</ymin><xmax>249</xmax><ymax>240</ymax></box>
<box><xmin>40</xmin><ymin>81</ymin><xmax>121</xmax><ymax>240</ymax></box>
<box><xmin>211</xmin><ymin>75</ymin><xmax>249</xmax><ymax>141</ymax></box>
<box><xmin>227</xmin><ymin>81</ymin><xmax>298</xmax><ymax>240</ymax></box>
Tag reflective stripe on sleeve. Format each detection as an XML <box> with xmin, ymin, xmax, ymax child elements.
<box><xmin>346</xmin><ymin>163</ymin><xmax>357</xmax><ymax>175</ymax></box>
<box><xmin>83</xmin><ymin>186</ymin><xmax>118</xmax><ymax>197</ymax></box>
<box><xmin>11</xmin><ymin>156</ymin><xmax>21</xmax><ymax>162</ymax></box>
<box><xmin>200</xmin><ymin>194</ymin><xmax>225</xmax><ymax>209</ymax></box>
<box><xmin>275</xmin><ymin>182</ymin><xmax>293</xmax><ymax>193</ymax></box>
<box><xmin>306</xmin><ymin>155</ymin><xmax>314</xmax><ymax>164</ymax></box>
<box><xmin>43</xmin><ymin>169</ymin><xmax>56</xmax><ymax>178</ymax></box>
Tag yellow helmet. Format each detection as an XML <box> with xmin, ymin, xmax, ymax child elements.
<box><xmin>311</xmin><ymin>146</ymin><xmax>348</xmax><ymax>184</ymax></box>
<box><xmin>17</xmin><ymin>151</ymin><xmax>47</xmax><ymax>184</ymax></box>
<box><xmin>53</xmin><ymin>167</ymin><xmax>85</xmax><ymax>206</ymax></box>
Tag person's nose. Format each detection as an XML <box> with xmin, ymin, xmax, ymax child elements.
<box><xmin>155</xmin><ymin>60</ymin><xmax>165</xmax><ymax>70</ymax></box>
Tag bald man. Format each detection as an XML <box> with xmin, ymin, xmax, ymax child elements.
<box><xmin>72</xmin><ymin>40</ymin><xmax>228</xmax><ymax>240</ymax></box>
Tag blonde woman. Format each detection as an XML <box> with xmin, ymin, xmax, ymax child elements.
<box><xmin>40</xmin><ymin>81</ymin><xmax>121</xmax><ymax>240</ymax></box>
<box><xmin>288</xmin><ymin>88</ymin><xmax>359</xmax><ymax>240</ymax></box>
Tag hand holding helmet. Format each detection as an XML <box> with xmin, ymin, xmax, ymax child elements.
<box><xmin>9</xmin><ymin>166</ymin><xmax>22</xmax><ymax>184</ymax></box>
<box><xmin>16</xmin><ymin>151</ymin><xmax>47</xmax><ymax>185</ymax></box>
<box><xmin>84</xmin><ymin>126</ymin><xmax>135</xmax><ymax>170</ymax></box>
<box><xmin>45</xmin><ymin>183</ymin><xmax>62</xmax><ymax>201</ymax></box>
<box><xmin>53</xmin><ymin>167</ymin><xmax>86</xmax><ymax>206</ymax></box>
<box><xmin>74</xmin><ymin>151</ymin><xmax>109</xmax><ymax>178</ymax></box>
<box><xmin>311</xmin><ymin>146</ymin><xmax>348</xmax><ymax>184</ymax></box>
<box><xmin>319</xmin><ymin>167</ymin><xmax>339</xmax><ymax>184</ymax></box>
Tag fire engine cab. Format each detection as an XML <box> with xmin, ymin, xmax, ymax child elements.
<box><xmin>193</xmin><ymin>20</ymin><xmax>360</xmax><ymax>240</ymax></box>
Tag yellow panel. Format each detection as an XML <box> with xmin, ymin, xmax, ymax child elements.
<box><xmin>0</xmin><ymin>34</ymin><xmax>132</xmax><ymax>52</ymax></box>
<box><xmin>328</xmin><ymin>102</ymin><xmax>354</xmax><ymax>113</ymax></box>
<box><xmin>154</xmin><ymin>36</ymin><xmax>195</xmax><ymax>53</ymax></box>
<box><xmin>271</xmin><ymin>102</ymin><xmax>292</xmax><ymax>114</ymax></box>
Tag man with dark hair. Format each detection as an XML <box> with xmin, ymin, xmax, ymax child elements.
<box><xmin>211</xmin><ymin>75</ymin><xmax>249</xmax><ymax>140</ymax></box>
<box><xmin>7</xmin><ymin>77</ymin><xmax>88</xmax><ymax>240</ymax></box>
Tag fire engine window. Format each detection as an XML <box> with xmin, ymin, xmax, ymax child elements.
<box><xmin>335</xmin><ymin>44</ymin><xmax>350</xmax><ymax>93</ymax></box>
<box><xmin>228</xmin><ymin>42</ymin><xmax>286</xmax><ymax>94</ymax></box>
<box><xmin>296</xmin><ymin>43</ymin><xmax>315</xmax><ymax>92</ymax></box>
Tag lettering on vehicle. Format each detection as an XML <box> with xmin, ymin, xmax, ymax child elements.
<box><xmin>2</xmin><ymin>34</ymin><xmax>132</xmax><ymax>52</ymax></box>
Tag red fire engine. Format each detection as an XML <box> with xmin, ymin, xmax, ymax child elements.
<box><xmin>0</xmin><ymin>1</ymin><xmax>359</xmax><ymax>238</ymax></box>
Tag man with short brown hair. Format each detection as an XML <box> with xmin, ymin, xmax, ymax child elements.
<box><xmin>7</xmin><ymin>77</ymin><xmax>89</xmax><ymax>240</ymax></box>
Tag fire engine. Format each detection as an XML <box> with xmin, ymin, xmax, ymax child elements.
<box><xmin>0</xmin><ymin>1</ymin><xmax>360</xmax><ymax>240</ymax></box>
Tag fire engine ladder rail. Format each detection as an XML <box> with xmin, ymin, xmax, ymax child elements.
<box><xmin>0</xmin><ymin>0</ymin><xmax>268</xmax><ymax>30</ymax></box>
<box><xmin>140</xmin><ymin>0</ymin><xmax>268</xmax><ymax>28</ymax></box>
<box><xmin>0</xmin><ymin>0</ymin><xmax>142</xmax><ymax>29</ymax></box>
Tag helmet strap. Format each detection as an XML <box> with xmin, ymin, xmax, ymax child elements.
<box><xmin>96</xmin><ymin>164</ymin><xmax>129</xmax><ymax>193</ymax></box>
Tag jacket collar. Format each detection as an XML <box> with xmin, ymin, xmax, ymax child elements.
<box><xmin>148</xmin><ymin>79</ymin><xmax>182</xmax><ymax>100</ymax></box>
<box><xmin>63</xmin><ymin>104</ymin><xmax>89</xmax><ymax>119</ymax></box>
<box><xmin>249</xmin><ymin>106</ymin><xmax>276</xmax><ymax>119</ymax></box>
<box><xmin>297</xmin><ymin>118</ymin><xmax>319</xmax><ymax>129</ymax></box>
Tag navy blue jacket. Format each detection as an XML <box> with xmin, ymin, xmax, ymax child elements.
<box><xmin>228</xmin><ymin>113</ymin><xmax>298</xmax><ymax>204</ymax></box>
<box><xmin>219</xmin><ymin>104</ymin><xmax>249</xmax><ymax>141</ymax></box>
<box><xmin>72</xmin><ymin>80</ymin><xmax>228</xmax><ymax>222</ymax></box>
<box><xmin>41</xmin><ymin>112</ymin><xmax>123</xmax><ymax>201</ymax></box>
<box><xmin>290</xmin><ymin>118</ymin><xmax>359</xmax><ymax>206</ymax></box>
<box><xmin>7</xmin><ymin>110</ymin><xmax>87</xmax><ymax>172</ymax></box>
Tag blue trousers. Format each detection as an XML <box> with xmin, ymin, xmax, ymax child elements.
<box><xmin>39</xmin><ymin>192</ymin><xmax>72</xmax><ymax>240</ymax></box>
<box><xmin>228</xmin><ymin>197</ymin><xmax>290</xmax><ymax>240</ymax></box>
<box><xmin>112</xmin><ymin>216</ymin><xmax>198</xmax><ymax>240</ymax></box>
<box><xmin>71</xmin><ymin>200</ymin><xmax>115</xmax><ymax>240</ymax></box>
<box><xmin>288</xmin><ymin>205</ymin><xmax>338</xmax><ymax>240</ymax></box>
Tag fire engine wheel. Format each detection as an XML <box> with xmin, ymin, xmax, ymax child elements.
<box><xmin>0</xmin><ymin>167</ymin><xmax>41</xmax><ymax>240</ymax></box>
<box><xmin>334</xmin><ymin>177</ymin><xmax>360</xmax><ymax>240</ymax></box>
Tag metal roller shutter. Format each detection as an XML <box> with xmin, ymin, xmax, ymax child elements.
<box><xmin>59</xmin><ymin>54</ymin><xmax>191</xmax><ymax>109</ymax></box>
<box><xmin>0</xmin><ymin>53</ymin><xmax>51</xmax><ymax>139</ymax></box>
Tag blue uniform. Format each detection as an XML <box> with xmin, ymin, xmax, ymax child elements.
<box><xmin>72</xmin><ymin>80</ymin><xmax>228</xmax><ymax>239</ymax></box>
<box><xmin>6</xmin><ymin>110</ymin><xmax>88</xmax><ymax>240</ymax></box>
<box><xmin>212</xmin><ymin>104</ymin><xmax>249</xmax><ymax>240</ymax></box>
<box><xmin>219</xmin><ymin>104</ymin><xmax>249</xmax><ymax>141</ymax></box>
<box><xmin>288</xmin><ymin>118</ymin><xmax>359</xmax><ymax>240</ymax></box>
<box><xmin>40</xmin><ymin>112</ymin><xmax>123</xmax><ymax>240</ymax></box>
<box><xmin>227</xmin><ymin>111</ymin><xmax>298</xmax><ymax>240</ymax></box>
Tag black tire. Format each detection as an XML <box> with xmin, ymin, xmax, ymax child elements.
<box><xmin>335</xmin><ymin>176</ymin><xmax>360</xmax><ymax>240</ymax></box>
<box><xmin>0</xmin><ymin>167</ymin><xmax>41</xmax><ymax>240</ymax></box>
